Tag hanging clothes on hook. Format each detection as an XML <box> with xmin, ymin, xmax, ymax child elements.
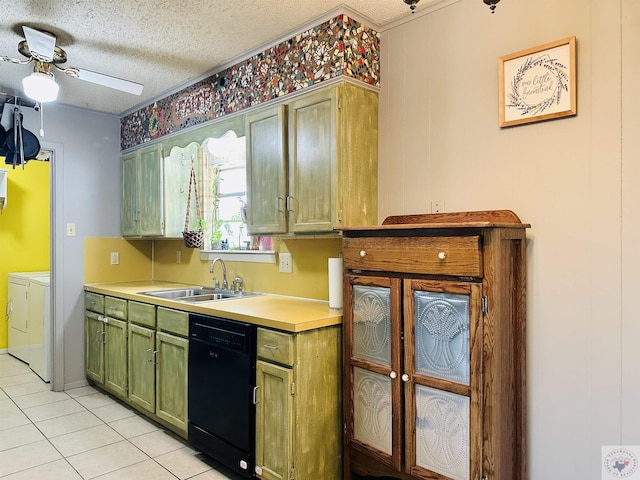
<box><xmin>2</xmin><ymin>107</ymin><xmax>41</xmax><ymax>169</ymax></box>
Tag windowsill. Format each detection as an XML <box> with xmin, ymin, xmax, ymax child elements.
<box><xmin>199</xmin><ymin>250</ymin><xmax>277</xmax><ymax>263</ymax></box>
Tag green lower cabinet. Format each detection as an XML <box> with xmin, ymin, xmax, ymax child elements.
<box><xmin>104</xmin><ymin>317</ymin><xmax>128</xmax><ymax>398</ymax></box>
<box><xmin>255</xmin><ymin>326</ymin><xmax>342</xmax><ymax>480</ymax></box>
<box><xmin>85</xmin><ymin>311</ymin><xmax>105</xmax><ymax>384</ymax></box>
<box><xmin>256</xmin><ymin>360</ymin><xmax>294</xmax><ymax>480</ymax></box>
<box><xmin>156</xmin><ymin>331</ymin><xmax>188</xmax><ymax>432</ymax></box>
<box><xmin>128</xmin><ymin>324</ymin><xmax>156</xmax><ymax>414</ymax></box>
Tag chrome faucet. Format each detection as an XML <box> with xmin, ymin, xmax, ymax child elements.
<box><xmin>210</xmin><ymin>257</ymin><xmax>228</xmax><ymax>290</ymax></box>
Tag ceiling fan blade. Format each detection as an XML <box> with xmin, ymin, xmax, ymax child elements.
<box><xmin>22</xmin><ymin>26</ymin><xmax>56</xmax><ymax>62</ymax></box>
<box><xmin>65</xmin><ymin>67</ymin><xmax>143</xmax><ymax>95</ymax></box>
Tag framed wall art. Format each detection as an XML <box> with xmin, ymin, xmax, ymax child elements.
<box><xmin>499</xmin><ymin>36</ymin><xmax>576</xmax><ymax>127</ymax></box>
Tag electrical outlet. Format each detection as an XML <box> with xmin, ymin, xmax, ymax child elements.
<box><xmin>66</xmin><ymin>223</ymin><xmax>76</xmax><ymax>236</ymax></box>
<box><xmin>110</xmin><ymin>252</ymin><xmax>119</xmax><ymax>265</ymax></box>
<box><xmin>279</xmin><ymin>252</ymin><xmax>292</xmax><ymax>273</ymax></box>
<box><xmin>431</xmin><ymin>200</ymin><xmax>445</xmax><ymax>213</ymax></box>
<box><xmin>176</xmin><ymin>250</ymin><xmax>182</xmax><ymax>264</ymax></box>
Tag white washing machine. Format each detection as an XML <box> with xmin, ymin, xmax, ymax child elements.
<box><xmin>7</xmin><ymin>272</ymin><xmax>51</xmax><ymax>382</ymax></box>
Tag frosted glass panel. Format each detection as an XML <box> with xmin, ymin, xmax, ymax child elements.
<box><xmin>415</xmin><ymin>385</ymin><xmax>469</xmax><ymax>480</ymax></box>
<box><xmin>414</xmin><ymin>291</ymin><xmax>470</xmax><ymax>385</ymax></box>
<box><xmin>353</xmin><ymin>367</ymin><xmax>392</xmax><ymax>455</ymax></box>
<box><xmin>352</xmin><ymin>286</ymin><xmax>391</xmax><ymax>366</ymax></box>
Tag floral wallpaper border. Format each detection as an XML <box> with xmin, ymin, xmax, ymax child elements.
<box><xmin>120</xmin><ymin>14</ymin><xmax>380</xmax><ymax>150</ymax></box>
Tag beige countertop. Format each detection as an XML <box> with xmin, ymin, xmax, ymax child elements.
<box><xmin>84</xmin><ymin>281</ymin><xmax>342</xmax><ymax>333</ymax></box>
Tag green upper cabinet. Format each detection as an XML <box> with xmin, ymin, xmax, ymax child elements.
<box><xmin>246</xmin><ymin>105</ymin><xmax>288</xmax><ymax>235</ymax></box>
<box><xmin>287</xmin><ymin>88</ymin><xmax>337</xmax><ymax>233</ymax></box>
<box><xmin>121</xmin><ymin>144</ymin><xmax>164</xmax><ymax>237</ymax></box>
<box><xmin>246</xmin><ymin>81</ymin><xmax>378</xmax><ymax>235</ymax></box>
<box><xmin>164</xmin><ymin>142</ymin><xmax>201</xmax><ymax>238</ymax></box>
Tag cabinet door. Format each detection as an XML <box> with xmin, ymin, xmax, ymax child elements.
<box><xmin>344</xmin><ymin>275</ymin><xmax>404</xmax><ymax>472</ymax></box>
<box><xmin>246</xmin><ymin>105</ymin><xmax>287</xmax><ymax>235</ymax></box>
<box><xmin>156</xmin><ymin>331</ymin><xmax>188</xmax><ymax>432</ymax></box>
<box><xmin>104</xmin><ymin>317</ymin><xmax>128</xmax><ymax>398</ymax></box>
<box><xmin>287</xmin><ymin>88</ymin><xmax>336</xmax><ymax>233</ymax></box>
<box><xmin>128</xmin><ymin>323</ymin><xmax>156</xmax><ymax>414</ymax></box>
<box><xmin>138</xmin><ymin>145</ymin><xmax>164</xmax><ymax>236</ymax></box>
<box><xmin>403</xmin><ymin>279</ymin><xmax>482</xmax><ymax>480</ymax></box>
<box><xmin>255</xmin><ymin>360</ymin><xmax>294</xmax><ymax>480</ymax></box>
<box><xmin>85</xmin><ymin>310</ymin><xmax>105</xmax><ymax>384</ymax></box>
<box><xmin>165</xmin><ymin>143</ymin><xmax>199</xmax><ymax>238</ymax></box>
<box><xmin>121</xmin><ymin>152</ymin><xmax>139</xmax><ymax>236</ymax></box>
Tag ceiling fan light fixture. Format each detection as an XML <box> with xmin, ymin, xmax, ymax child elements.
<box><xmin>22</xmin><ymin>63</ymin><xmax>59</xmax><ymax>103</ymax></box>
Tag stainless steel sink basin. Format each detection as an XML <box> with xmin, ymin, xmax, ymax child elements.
<box><xmin>138</xmin><ymin>288</ymin><xmax>215</xmax><ymax>299</ymax></box>
<box><xmin>138</xmin><ymin>287</ymin><xmax>263</xmax><ymax>303</ymax></box>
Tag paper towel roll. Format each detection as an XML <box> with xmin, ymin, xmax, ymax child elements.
<box><xmin>328</xmin><ymin>257</ymin><xmax>343</xmax><ymax>309</ymax></box>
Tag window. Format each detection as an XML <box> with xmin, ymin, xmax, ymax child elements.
<box><xmin>202</xmin><ymin>131</ymin><xmax>249</xmax><ymax>250</ymax></box>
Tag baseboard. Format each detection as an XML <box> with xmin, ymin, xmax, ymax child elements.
<box><xmin>0</xmin><ymin>349</ymin><xmax>8</xmax><ymax>354</ymax></box>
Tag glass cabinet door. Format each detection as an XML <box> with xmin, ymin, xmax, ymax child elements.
<box><xmin>403</xmin><ymin>279</ymin><xmax>482</xmax><ymax>480</ymax></box>
<box><xmin>344</xmin><ymin>275</ymin><xmax>403</xmax><ymax>472</ymax></box>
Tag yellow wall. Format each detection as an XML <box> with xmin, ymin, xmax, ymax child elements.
<box><xmin>84</xmin><ymin>237</ymin><xmax>153</xmax><ymax>283</ymax></box>
<box><xmin>85</xmin><ymin>236</ymin><xmax>342</xmax><ymax>300</ymax></box>
<box><xmin>0</xmin><ymin>162</ymin><xmax>50</xmax><ymax>349</ymax></box>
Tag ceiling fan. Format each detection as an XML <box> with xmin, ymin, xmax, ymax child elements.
<box><xmin>1</xmin><ymin>26</ymin><xmax>143</xmax><ymax>103</ymax></box>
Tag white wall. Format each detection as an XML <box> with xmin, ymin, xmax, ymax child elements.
<box><xmin>379</xmin><ymin>0</ymin><xmax>636</xmax><ymax>478</ymax></box>
<box><xmin>21</xmin><ymin>103</ymin><xmax>121</xmax><ymax>390</ymax></box>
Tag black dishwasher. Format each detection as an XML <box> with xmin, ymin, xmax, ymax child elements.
<box><xmin>188</xmin><ymin>313</ymin><xmax>257</xmax><ymax>478</ymax></box>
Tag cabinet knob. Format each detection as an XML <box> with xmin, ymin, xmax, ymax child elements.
<box><xmin>438</xmin><ymin>251</ymin><xmax>446</xmax><ymax>260</ymax></box>
<box><xmin>389</xmin><ymin>371</ymin><xmax>397</xmax><ymax>379</ymax></box>
<box><xmin>359</xmin><ymin>250</ymin><xmax>366</xmax><ymax>257</ymax></box>
<box><xmin>401</xmin><ymin>373</ymin><xmax>410</xmax><ymax>382</ymax></box>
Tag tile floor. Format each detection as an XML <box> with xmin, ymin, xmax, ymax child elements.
<box><xmin>0</xmin><ymin>353</ymin><xmax>244</xmax><ymax>479</ymax></box>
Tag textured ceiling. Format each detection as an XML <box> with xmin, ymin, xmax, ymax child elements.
<box><xmin>0</xmin><ymin>0</ymin><xmax>443</xmax><ymax>116</ymax></box>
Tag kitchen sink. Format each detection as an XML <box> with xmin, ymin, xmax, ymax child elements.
<box><xmin>138</xmin><ymin>287</ymin><xmax>263</xmax><ymax>303</ymax></box>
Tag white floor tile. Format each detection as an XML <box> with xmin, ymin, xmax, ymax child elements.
<box><xmin>0</xmin><ymin>362</ymin><xmax>31</xmax><ymax>378</ymax></box>
<box><xmin>11</xmin><ymin>389</ymin><xmax>71</xmax><ymax>409</ymax></box>
<box><xmin>23</xmin><ymin>398</ymin><xmax>86</xmax><ymax>422</ymax></box>
<box><xmin>0</xmin><ymin>371</ymin><xmax>44</xmax><ymax>388</ymax></box>
<box><xmin>154</xmin><ymin>447</ymin><xmax>215</xmax><ymax>480</ymax></box>
<box><xmin>93</xmin><ymin>458</ymin><xmax>177</xmax><ymax>480</ymax></box>
<box><xmin>92</xmin><ymin>401</ymin><xmax>138</xmax><ymax>423</ymax></box>
<box><xmin>75</xmin><ymin>391</ymin><xmax>117</xmax><ymax>410</ymax></box>
<box><xmin>1</xmin><ymin>459</ymin><xmax>83</xmax><ymax>480</ymax></box>
<box><xmin>129</xmin><ymin>429</ymin><xmax>188</xmax><ymax>458</ymax></box>
<box><xmin>190</xmin><ymin>468</ymin><xmax>243</xmax><ymax>479</ymax></box>
<box><xmin>35</xmin><ymin>410</ymin><xmax>104</xmax><ymax>438</ymax></box>
<box><xmin>0</xmin><ymin>388</ymin><xmax>8</xmax><ymax>400</ymax></box>
<box><xmin>3</xmin><ymin>379</ymin><xmax>51</xmax><ymax>398</ymax></box>
<box><xmin>66</xmin><ymin>440</ymin><xmax>150</xmax><ymax>480</ymax></box>
<box><xmin>109</xmin><ymin>414</ymin><xmax>160</xmax><ymax>439</ymax></box>
<box><xmin>0</xmin><ymin>398</ymin><xmax>32</xmax><ymax>431</ymax></box>
<box><xmin>0</xmin><ymin>439</ymin><xmax>62</xmax><ymax>477</ymax></box>
<box><xmin>66</xmin><ymin>385</ymin><xmax>100</xmax><ymax>398</ymax></box>
<box><xmin>0</xmin><ymin>423</ymin><xmax>45</xmax><ymax>451</ymax></box>
<box><xmin>49</xmin><ymin>424</ymin><xmax>125</xmax><ymax>457</ymax></box>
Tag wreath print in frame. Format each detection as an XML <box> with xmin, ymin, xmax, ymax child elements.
<box><xmin>499</xmin><ymin>36</ymin><xmax>576</xmax><ymax>127</ymax></box>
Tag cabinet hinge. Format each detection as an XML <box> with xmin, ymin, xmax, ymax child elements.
<box><xmin>337</xmin><ymin>96</ymin><xmax>342</xmax><ymax>111</ymax></box>
<box><xmin>289</xmin><ymin>465</ymin><xmax>295</xmax><ymax>480</ymax></box>
<box><xmin>290</xmin><ymin>382</ymin><xmax>295</xmax><ymax>396</ymax></box>
<box><xmin>481</xmin><ymin>296</ymin><xmax>488</xmax><ymax>315</ymax></box>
